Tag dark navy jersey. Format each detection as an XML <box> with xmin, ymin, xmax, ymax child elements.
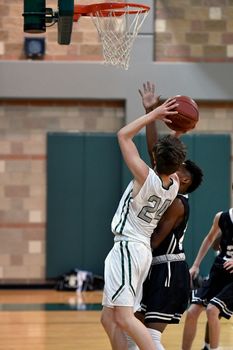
<box><xmin>152</xmin><ymin>194</ymin><xmax>189</xmax><ymax>257</ymax></box>
<box><xmin>218</xmin><ymin>209</ymin><xmax>233</xmax><ymax>260</ymax></box>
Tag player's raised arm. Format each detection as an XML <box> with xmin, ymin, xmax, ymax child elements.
<box><xmin>139</xmin><ymin>81</ymin><xmax>160</xmax><ymax>167</ymax></box>
<box><xmin>189</xmin><ymin>212</ymin><xmax>222</xmax><ymax>279</ymax></box>
<box><xmin>117</xmin><ymin>98</ymin><xmax>178</xmax><ymax>185</ymax></box>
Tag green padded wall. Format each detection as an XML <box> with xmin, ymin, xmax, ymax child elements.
<box><xmin>46</xmin><ymin>133</ymin><xmax>122</xmax><ymax>277</ymax></box>
<box><xmin>182</xmin><ymin>134</ymin><xmax>231</xmax><ymax>276</ymax></box>
<box><xmin>47</xmin><ymin>133</ymin><xmax>231</xmax><ymax>278</ymax></box>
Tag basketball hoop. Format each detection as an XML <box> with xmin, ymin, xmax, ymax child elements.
<box><xmin>74</xmin><ymin>2</ymin><xmax>150</xmax><ymax>70</ymax></box>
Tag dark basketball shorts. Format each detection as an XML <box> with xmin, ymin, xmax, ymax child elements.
<box><xmin>140</xmin><ymin>260</ymin><xmax>190</xmax><ymax>324</ymax></box>
<box><xmin>191</xmin><ymin>260</ymin><xmax>233</xmax><ymax>319</ymax></box>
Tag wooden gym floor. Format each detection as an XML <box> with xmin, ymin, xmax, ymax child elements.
<box><xmin>0</xmin><ymin>290</ymin><xmax>232</xmax><ymax>350</ymax></box>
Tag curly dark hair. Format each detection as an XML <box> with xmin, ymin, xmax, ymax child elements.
<box><xmin>184</xmin><ymin>159</ymin><xmax>203</xmax><ymax>193</ymax></box>
<box><xmin>153</xmin><ymin>135</ymin><xmax>186</xmax><ymax>175</ymax></box>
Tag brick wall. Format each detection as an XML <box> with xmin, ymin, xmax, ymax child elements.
<box><xmin>0</xmin><ymin>0</ymin><xmax>102</xmax><ymax>61</ymax></box>
<box><xmin>1</xmin><ymin>1</ymin><xmax>233</xmax><ymax>61</ymax></box>
<box><xmin>156</xmin><ymin>0</ymin><xmax>233</xmax><ymax>61</ymax></box>
<box><xmin>0</xmin><ymin>100</ymin><xmax>124</xmax><ymax>280</ymax></box>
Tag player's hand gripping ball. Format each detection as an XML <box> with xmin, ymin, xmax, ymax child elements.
<box><xmin>166</xmin><ymin>95</ymin><xmax>199</xmax><ymax>132</ymax></box>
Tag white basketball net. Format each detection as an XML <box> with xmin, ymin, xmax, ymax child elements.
<box><xmin>91</xmin><ymin>6</ymin><xmax>149</xmax><ymax>70</ymax></box>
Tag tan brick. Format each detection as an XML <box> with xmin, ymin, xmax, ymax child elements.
<box><xmin>0</xmin><ymin>30</ymin><xmax>8</xmax><ymax>40</ymax></box>
<box><xmin>204</xmin><ymin>20</ymin><xmax>226</xmax><ymax>31</ymax></box>
<box><xmin>8</xmin><ymin>4</ymin><xmax>21</xmax><ymax>17</ymax></box>
<box><xmin>186</xmin><ymin>32</ymin><xmax>209</xmax><ymax>44</ymax></box>
<box><xmin>4</xmin><ymin>185</ymin><xmax>30</xmax><ymax>198</ymax></box>
<box><xmin>0</xmin><ymin>41</ymin><xmax>5</xmax><ymax>55</ymax></box>
<box><xmin>158</xmin><ymin>0</ymin><xmax>190</xmax><ymax>6</ymax></box>
<box><xmin>27</xmin><ymin>265</ymin><xmax>44</xmax><ymax>278</ymax></box>
<box><xmin>84</xmin><ymin>115</ymin><xmax>97</xmax><ymax>130</ymax></box>
<box><xmin>156</xmin><ymin>33</ymin><xmax>172</xmax><ymax>44</ymax></box>
<box><xmin>25</xmin><ymin>198</ymin><xmax>44</xmax><ymax>211</ymax></box>
<box><xmin>167</xmin><ymin>20</ymin><xmax>190</xmax><ymax>32</ymax></box>
<box><xmin>28</xmin><ymin>240</ymin><xmax>42</xmax><ymax>254</ymax></box>
<box><xmin>190</xmin><ymin>0</ymin><xmax>203</xmax><ymax>5</ymax></box>
<box><xmin>11</xmin><ymin>198</ymin><xmax>23</xmax><ymax>210</ymax></box>
<box><xmin>8</xmin><ymin>30</ymin><xmax>24</xmax><ymax>43</ymax></box>
<box><xmin>155</xmin><ymin>45</ymin><xmax>166</xmax><ymax>60</ymax></box>
<box><xmin>23</xmin><ymin>253</ymin><xmax>45</xmax><ymax>266</ymax></box>
<box><xmin>0</xmin><ymin>4</ymin><xmax>9</xmax><ymax>16</ymax></box>
<box><xmin>11</xmin><ymin>142</ymin><xmax>23</xmax><ymax>154</ymax></box>
<box><xmin>195</xmin><ymin>118</ymin><xmax>212</xmax><ymax>131</ymax></box>
<box><xmin>191</xmin><ymin>21</ymin><xmax>204</xmax><ymax>32</ymax></box>
<box><xmin>6</xmin><ymin>160</ymin><xmax>31</xmax><ymax>173</ymax></box>
<box><xmin>10</xmin><ymin>254</ymin><xmax>23</xmax><ymax>266</ymax></box>
<box><xmin>46</xmin><ymin>43</ymin><xmax>68</xmax><ymax>55</ymax></box>
<box><xmin>3</xmin><ymin>209</ymin><xmax>29</xmax><ymax>223</ymax></box>
<box><xmin>3</xmin><ymin>266</ymin><xmax>29</xmax><ymax>279</ymax></box>
<box><xmin>96</xmin><ymin>116</ymin><xmax>121</xmax><ymax>132</ymax></box>
<box><xmin>208</xmin><ymin>32</ymin><xmax>221</xmax><ymax>44</ymax></box>
<box><xmin>166</xmin><ymin>45</ymin><xmax>191</xmax><ymax>57</ymax></box>
<box><xmin>0</xmin><ymin>160</ymin><xmax>6</xmax><ymax>173</ymax></box>
<box><xmin>156</xmin><ymin>7</ymin><xmax>185</xmax><ymax>20</ymax></box>
<box><xmin>203</xmin><ymin>45</ymin><xmax>226</xmax><ymax>57</ymax></box>
<box><xmin>225</xmin><ymin>7</ymin><xmax>233</xmax><ymax>18</ymax></box>
<box><xmin>172</xmin><ymin>32</ymin><xmax>186</xmax><ymax>44</ymax></box>
<box><xmin>0</xmin><ymin>254</ymin><xmax>10</xmax><ymax>266</ymax></box>
<box><xmin>205</xmin><ymin>118</ymin><xmax>232</xmax><ymax>131</ymax></box>
<box><xmin>155</xmin><ymin>19</ymin><xmax>166</xmax><ymax>33</ymax></box>
<box><xmin>185</xmin><ymin>7</ymin><xmax>209</xmax><ymax>20</ymax></box>
<box><xmin>227</xmin><ymin>21</ymin><xmax>233</xmax><ymax>31</ymax></box>
<box><xmin>78</xmin><ymin>17</ymin><xmax>96</xmax><ymax>31</ymax></box>
<box><xmin>214</xmin><ymin>109</ymin><xmax>227</xmax><ymax>119</ymax></box>
<box><xmin>5</xmin><ymin>43</ymin><xmax>23</xmax><ymax>56</ymax></box>
<box><xmin>2</xmin><ymin>16</ymin><xmax>22</xmax><ymax>30</ymax></box>
<box><xmin>203</xmin><ymin>0</ymin><xmax>227</xmax><ymax>5</ymax></box>
<box><xmin>190</xmin><ymin>45</ymin><xmax>203</xmax><ymax>57</ymax></box>
<box><xmin>60</xmin><ymin>116</ymin><xmax>84</xmax><ymax>130</ymax></box>
<box><xmin>30</xmin><ymin>186</ymin><xmax>46</xmax><ymax>198</ymax></box>
<box><xmin>0</xmin><ymin>140</ymin><xmax>10</xmax><ymax>153</ymax></box>
<box><xmin>23</xmin><ymin>228</ymin><xmax>45</xmax><ymax>241</ymax></box>
<box><xmin>30</xmin><ymin>160</ymin><xmax>45</xmax><ymax>174</ymax></box>
<box><xmin>67</xmin><ymin>45</ymin><xmax>79</xmax><ymax>56</ymax></box>
<box><xmin>222</xmin><ymin>32</ymin><xmax>233</xmax><ymax>44</ymax></box>
<box><xmin>82</xmin><ymin>31</ymin><xmax>99</xmax><ymax>43</ymax></box>
<box><xmin>80</xmin><ymin>44</ymin><xmax>102</xmax><ymax>56</ymax></box>
<box><xmin>209</xmin><ymin>7</ymin><xmax>222</xmax><ymax>20</ymax></box>
<box><xmin>47</xmin><ymin>31</ymin><xmax>59</xmax><ymax>42</ymax></box>
<box><xmin>0</xmin><ymin>235</ymin><xmax>28</xmax><ymax>255</ymax></box>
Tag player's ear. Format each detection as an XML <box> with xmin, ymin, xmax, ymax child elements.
<box><xmin>182</xmin><ymin>176</ymin><xmax>191</xmax><ymax>185</ymax></box>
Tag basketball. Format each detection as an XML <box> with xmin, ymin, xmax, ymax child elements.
<box><xmin>166</xmin><ymin>95</ymin><xmax>199</xmax><ymax>132</ymax></box>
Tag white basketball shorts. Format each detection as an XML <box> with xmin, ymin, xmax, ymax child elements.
<box><xmin>102</xmin><ymin>240</ymin><xmax>152</xmax><ymax>312</ymax></box>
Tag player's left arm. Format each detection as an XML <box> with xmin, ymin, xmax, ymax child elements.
<box><xmin>150</xmin><ymin>197</ymin><xmax>184</xmax><ymax>250</ymax></box>
<box><xmin>189</xmin><ymin>212</ymin><xmax>222</xmax><ymax>278</ymax></box>
<box><xmin>139</xmin><ymin>81</ymin><xmax>160</xmax><ymax>168</ymax></box>
<box><xmin>211</xmin><ymin>233</ymin><xmax>222</xmax><ymax>251</ymax></box>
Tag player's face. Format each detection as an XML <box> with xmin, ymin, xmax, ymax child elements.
<box><xmin>176</xmin><ymin>164</ymin><xmax>188</xmax><ymax>179</ymax></box>
<box><xmin>176</xmin><ymin>164</ymin><xmax>192</xmax><ymax>191</ymax></box>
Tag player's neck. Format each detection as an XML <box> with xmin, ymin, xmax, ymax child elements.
<box><xmin>157</xmin><ymin>173</ymin><xmax>173</xmax><ymax>190</ymax></box>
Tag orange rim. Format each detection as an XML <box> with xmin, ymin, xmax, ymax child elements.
<box><xmin>74</xmin><ymin>2</ymin><xmax>150</xmax><ymax>20</ymax></box>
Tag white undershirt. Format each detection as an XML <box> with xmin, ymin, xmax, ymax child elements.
<box><xmin>229</xmin><ymin>208</ymin><xmax>233</xmax><ymax>223</ymax></box>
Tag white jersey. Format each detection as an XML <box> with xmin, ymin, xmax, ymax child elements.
<box><xmin>111</xmin><ymin>168</ymin><xmax>179</xmax><ymax>248</ymax></box>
